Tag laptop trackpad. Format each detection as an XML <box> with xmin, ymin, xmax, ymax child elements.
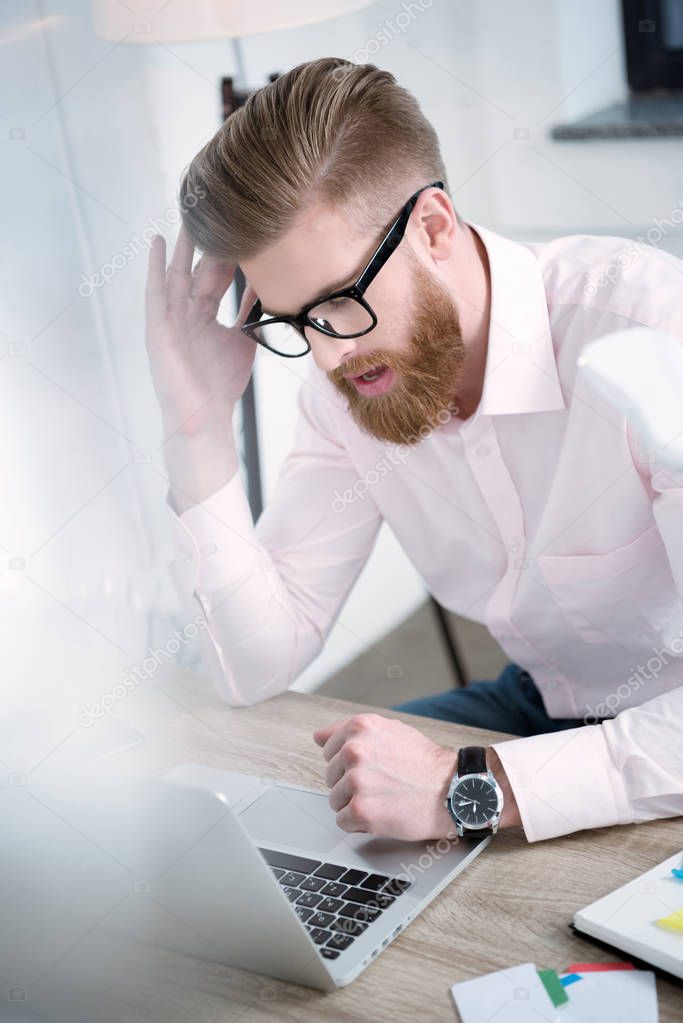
<box><xmin>238</xmin><ymin>785</ymin><xmax>344</xmax><ymax>855</ymax></box>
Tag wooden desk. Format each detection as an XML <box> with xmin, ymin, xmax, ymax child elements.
<box><xmin>121</xmin><ymin>670</ymin><xmax>683</xmax><ymax>1022</ymax></box>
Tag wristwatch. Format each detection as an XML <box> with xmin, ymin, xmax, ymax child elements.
<box><xmin>444</xmin><ymin>746</ymin><xmax>504</xmax><ymax>836</ymax></box>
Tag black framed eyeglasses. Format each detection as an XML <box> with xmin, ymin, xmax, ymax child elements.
<box><xmin>241</xmin><ymin>180</ymin><xmax>445</xmax><ymax>357</ymax></box>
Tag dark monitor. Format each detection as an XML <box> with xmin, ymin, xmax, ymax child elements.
<box><xmin>623</xmin><ymin>0</ymin><xmax>683</xmax><ymax>91</ymax></box>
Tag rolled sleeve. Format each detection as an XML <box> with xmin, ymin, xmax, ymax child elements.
<box><xmin>492</xmin><ymin>725</ymin><xmax>633</xmax><ymax>842</ymax></box>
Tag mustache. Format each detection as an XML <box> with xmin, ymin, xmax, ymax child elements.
<box><xmin>328</xmin><ymin>348</ymin><xmax>414</xmax><ymax>384</ymax></box>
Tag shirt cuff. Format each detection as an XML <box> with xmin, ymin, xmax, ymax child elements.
<box><xmin>166</xmin><ymin>473</ymin><xmax>260</xmax><ymax>595</ymax></box>
<box><xmin>491</xmin><ymin>725</ymin><xmax>633</xmax><ymax>842</ymax></box>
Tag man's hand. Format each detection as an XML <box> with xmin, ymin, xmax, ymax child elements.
<box><xmin>144</xmin><ymin>226</ymin><xmax>258</xmax><ymax>513</ymax></box>
<box><xmin>313</xmin><ymin>713</ymin><xmax>521</xmax><ymax>840</ymax></box>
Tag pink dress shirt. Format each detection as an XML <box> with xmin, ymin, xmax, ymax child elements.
<box><xmin>167</xmin><ymin>221</ymin><xmax>683</xmax><ymax>843</ymax></box>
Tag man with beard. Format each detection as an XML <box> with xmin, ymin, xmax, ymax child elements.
<box><xmin>144</xmin><ymin>58</ymin><xmax>683</xmax><ymax>846</ymax></box>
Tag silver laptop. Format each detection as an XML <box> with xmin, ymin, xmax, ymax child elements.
<box><xmin>160</xmin><ymin>763</ymin><xmax>491</xmax><ymax>989</ymax></box>
<box><xmin>9</xmin><ymin>764</ymin><xmax>489</xmax><ymax>995</ymax></box>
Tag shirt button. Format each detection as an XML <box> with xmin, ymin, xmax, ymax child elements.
<box><xmin>200</xmin><ymin>542</ymin><xmax>218</xmax><ymax>556</ymax></box>
<box><xmin>475</xmin><ymin>443</ymin><xmax>491</xmax><ymax>458</ymax></box>
<box><xmin>507</xmin><ymin>538</ymin><xmax>522</xmax><ymax>553</ymax></box>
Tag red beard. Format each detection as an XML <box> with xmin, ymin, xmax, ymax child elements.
<box><xmin>329</xmin><ymin>260</ymin><xmax>466</xmax><ymax>446</ymax></box>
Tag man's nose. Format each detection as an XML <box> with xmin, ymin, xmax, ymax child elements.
<box><xmin>309</xmin><ymin>332</ymin><xmax>360</xmax><ymax>374</ymax></box>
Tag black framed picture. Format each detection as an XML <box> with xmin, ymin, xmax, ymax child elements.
<box><xmin>623</xmin><ymin>0</ymin><xmax>683</xmax><ymax>90</ymax></box>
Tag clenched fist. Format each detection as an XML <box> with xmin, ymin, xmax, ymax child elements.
<box><xmin>313</xmin><ymin>712</ymin><xmax>459</xmax><ymax>841</ymax></box>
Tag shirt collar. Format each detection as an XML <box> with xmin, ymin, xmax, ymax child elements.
<box><xmin>467</xmin><ymin>221</ymin><xmax>566</xmax><ymax>418</ymax></box>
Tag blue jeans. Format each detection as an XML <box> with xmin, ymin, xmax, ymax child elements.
<box><xmin>392</xmin><ymin>663</ymin><xmax>590</xmax><ymax>737</ymax></box>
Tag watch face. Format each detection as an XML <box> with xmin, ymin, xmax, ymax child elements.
<box><xmin>451</xmin><ymin>777</ymin><xmax>498</xmax><ymax>827</ymax></box>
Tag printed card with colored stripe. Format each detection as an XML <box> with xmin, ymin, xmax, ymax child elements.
<box><xmin>450</xmin><ymin>962</ymin><xmax>658</xmax><ymax>1023</ymax></box>
<box><xmin>450</xmin><ymin>963</ymin><xmax>559</xmax><ymax>1022</ymax></box>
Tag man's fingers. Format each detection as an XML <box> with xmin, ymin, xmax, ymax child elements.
<box><xmin>313</xmin><ymin>724</ymin><xmax>332</xmax><ymax>747</ymax></box>
<box><xmin>145</xmin><ymin>234</ymin><xmax>167</xmax><ymax>331</ymax></box>
<box><xmin>329</xmin><ymin>771</ymin><xmax>353</xmax><ymax>813</ymax></box>
<box><xmin>234</xmin><ymin>279</ymin><xmax>258</xmax><ymax>328</ymax></box>
<box><xmin>190</xmin><ymin>255</ymin><xmax>236</xmax><ymax>305</ymax></box>
<box><xmin>313</xmin><ymin>717</ymin><xmax>354</xmax><ymax>759</ymax></box>
<box><xmin>324</xmin><ymin>747</ymin><xmax>347</xmax><ymax>790</ymax></box>
<box><xmin>167</xmin><ymin>223</ymin><xmax>195</xmax><ymax>304</ymax></box>
<box><xmin>313</xmin><ymin>718</ymin><xmax>346</xmax><ymax>747</ymax></box>
<box><xmin>335</xmin><ymin>797</ymin><xmax>369</xmax><ymax>834</ymax></box>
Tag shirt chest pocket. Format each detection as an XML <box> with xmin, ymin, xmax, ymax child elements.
<box><xmin>535</xmin><ymin>524</ymin><xmax>677</xmax><ymax>646</ymax></box>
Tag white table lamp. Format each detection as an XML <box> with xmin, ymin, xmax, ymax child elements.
<box><xmin>93</xmin><ymin>0</ymin><xmax>373</xmax><ymax>43</ymax></box>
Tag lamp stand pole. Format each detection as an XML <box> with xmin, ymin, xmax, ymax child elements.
<box><xmin>220</xmin><ymin>39</ymin><xmax>278</xmax><ymax>522</ymax></box>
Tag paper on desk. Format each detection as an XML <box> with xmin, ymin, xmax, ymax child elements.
<box><xmin>557</xmin><ymin>969</ymin><xmax>657</xmax><ymax>1022</ymax></box>
<box><xmin>450</xmin><ymin>963</ymin><xmax>658</xmax><ymax>1023</ymax></box>
<box><xmin>450</xmin><ymin>963</ymin><xmax>558</xmax><ymax>1022</ymax></box>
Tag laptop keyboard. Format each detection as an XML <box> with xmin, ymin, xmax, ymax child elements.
<box><xmin>259</xmin><ymin>848</ymin><xmax>413</xmax><ymax>960</ymax></box>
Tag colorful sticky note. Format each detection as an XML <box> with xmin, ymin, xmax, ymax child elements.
<box><xmin>537</xmin><ymin>968</ymin><xmax>569</xmax><ymax>1007</ymax></box>
<box><xmin>671</xmin><ymin>867</ymin><xmax>683</xmax><ymax>881</ymax></box>
<box><xmin>560</xmin><ymin>973</ymin><xmax>582</xmax><ymax>987</ymax></box>
<box><xmin>564</xmin><ymin>962</ymin><xmax>635</xmax><ymax>972</ymax></box>
<box><xmin>654</xmin><ymin>907</ymin><xmax>683</xmax><ymax>934</ymax></box>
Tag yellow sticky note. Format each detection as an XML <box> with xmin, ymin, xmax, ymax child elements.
<box><xmin>654</xmin><ymin>908</ymin><xmax>683</xmax><ymax>934</ymax></box>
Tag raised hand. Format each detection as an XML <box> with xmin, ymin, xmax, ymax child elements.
<box><xmin>144</xmin><ymin>225</ymin><xmax>259</xmax><ymax>512</ymax></box>
<box><xmin>144</xmin><ymin>224</ymin><xmax>257</xmax><ymax>439</ymax></box>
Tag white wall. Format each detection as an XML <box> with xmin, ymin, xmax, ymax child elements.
<box><xmin>6</xmin><ymin>0</ymin><xmax>682</xmax><ymax>713</ymax></box>
<box><xmin>468</xmin><ymin>0</ymin><xmax>683</xmax><ymax>244</ymax></box>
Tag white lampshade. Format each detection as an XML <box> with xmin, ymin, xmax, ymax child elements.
<box><xmin>93</xmin><ymin>0</ymin><xmax>373</xmax><ymax>44</ymax></box>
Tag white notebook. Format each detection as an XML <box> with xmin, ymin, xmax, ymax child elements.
<box><xmin>573</xmin><ymin>849</ymin><xmax>683</xmax><ymax>981</ymax></box>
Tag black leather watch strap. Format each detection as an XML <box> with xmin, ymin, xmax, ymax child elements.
<box><xmin>457</xmin><ymin>746</ymin><xmax>487</xmax><ymax>776</ymax></box>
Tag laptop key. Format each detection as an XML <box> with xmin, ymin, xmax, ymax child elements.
<box><xmin>317</xmin><ymin>897</ymin><xmax>343</xmax><ymax>914</ymax></box>
<box><xmin>279</xmin><ymin>871</ymin><xmax>306</xmax><ymax>887</ymax></box>
<box><xmin>298</xmin><ymin>876</ymin><xmax>327</xmax><ymax>892</ymax></box>
<box><xmin>308</xmin><ymin>927</ymin><xmax>331</xmax><ymax>946</ymax></box>
<box><xmin>270</xmin><ymin>867</ymin><xmax>286</xmax><ymax>880</ymax></box>
<box><xmin>326</xmin><ymin>932</ymin><xmax>354</xmax><ymax>951</ymax></box>
<box><xmin>360</xmin><ymin>873</ymin><xmax>390</xmax><ymax>891</ymax></box>
<box><xmin>338</xmin><ymin>903</ymin><xmax>381</xmax><ymax>924</ymax></box>
<box><xmin>282</xmin><ymin>886</ymin><xmax>301</xmax><ymax>902</ymax></box>
<box><xmin>343</xmin><ymin>886</ymin><xmax>395</xmax><ymax>909</ymax></box>
<box><xmin>330</xmin><ymin>918</ymin><xmax>367</xmax><ymax>936</ymax></box>
<box><xmin>313</xmin><ymin>863</ymin><xmax>347</xmax><ymax>881</ymax></box>
<box><xmin>294</xmin><ymin>906</ymin><xmax>314</xmax><ymax>923</ymax></box>
<box><xmin>308</xmin><ymin>911</ymin><xmax>335</xmax><ymax>929</ymax></box>
<box><xmin>259</xmin><ymin>849</ymin><xmax>322</xmax><ymax>874</ymax></box>
<box><xmin>320</xmin><ymin>882</ymin><xmax>347</xmax><ymax>898</ymax></box>
<box><xmin>320</xmin><ymin>947</ymin><xmax>341</xmax><ymax>960</ymax></box>
<box><xmin>338</xmin><ymin>869</ymin><xmax>367</xmax><ymax>886</ymax></box>
<box><xmin>296</xmin><ymin>891</ymin><xmax>322</xmax><ymax>909</ymax></box>
<box><xmin>383</xmin><ymin>877</ymin><xmax>412</xmax><ymax>896</ymax></box>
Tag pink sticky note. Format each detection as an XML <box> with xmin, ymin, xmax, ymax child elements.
<box><xmin>564</xmin><ymin>962</ymin><xmax>635</xmax><ymax>973</ymax></box>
